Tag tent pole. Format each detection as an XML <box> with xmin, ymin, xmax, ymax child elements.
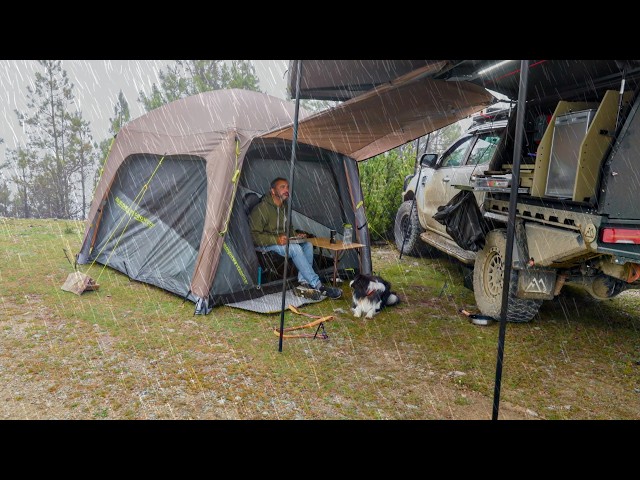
<box><xmin>492</xmin><ymin>60</ymin><xmax>529</xmax><ymax>420</ymax></box>
<box><xmin>279</xmin><ymin>60</ymin><xmax>303</xmax><ymax>353</ymax></box>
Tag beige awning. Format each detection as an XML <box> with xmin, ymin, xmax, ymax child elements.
<box><xmin>263</xmin><ymin>67</ymin><xmax>494</xmax><ymax>161</ymax></box>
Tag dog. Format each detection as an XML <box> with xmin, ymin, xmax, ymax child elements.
<box><xmin>349</xmin><ymin>273</ymin><xmax>399</xmax><ymax>319</ymax></box>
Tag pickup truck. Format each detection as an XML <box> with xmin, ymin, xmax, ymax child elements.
<box><xmin>395</xmin><ymin>61</ymin><xmax>640</xmax><ymax>322</ymax></box>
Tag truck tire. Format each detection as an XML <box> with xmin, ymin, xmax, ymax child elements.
<box><xmin>394</xmin><ymin>200</ymin><xmax>428</xmax><ymax>257</ymax></box>
<box><xmin>473</xmin><ymin>229</ymin><xmax>542</xmax><ymax>323</ymax></box>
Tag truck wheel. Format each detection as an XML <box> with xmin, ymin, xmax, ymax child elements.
<box><xmin>473</xmin><ymin>229</ymin><xmax>542</xmax><ymax>323</ymax></box>
<box><xmin>394</xmin><ymin>200</ymin><xmax>428</xmax><ymax>257</ymax></box>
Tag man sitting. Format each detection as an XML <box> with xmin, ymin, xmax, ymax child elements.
<box><xmin>248</xmin><ymin>177</ymin><xmax>342</xmax><ymax>299</ymax></box>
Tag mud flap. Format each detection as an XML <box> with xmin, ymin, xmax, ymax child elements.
<box><xmin>516</xmin><ymin>269</ymin><xmax>557</xmax><ymax>300</ymax></box>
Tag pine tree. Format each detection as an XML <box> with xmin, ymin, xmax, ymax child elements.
<box><xmin>68</xmin><ymin>113</ymin><xmax>96</xmax><ymax>219</ymax></box>
<box><xmin>139</xmin><ymin>60</ymin><xmax>261</xmax><ymax>112</ymax></box>
<box><xmin>7</xmin><ymin>146</ymin><xmax>35</xmax><ymax>218</ymax></box>
<box><xmin>0</xmin><ymin>176</ymin><xmax>11</xmax><ymax>216</ymax></box>
<box><xmin>96</xmin><ymin>90</ymin><xmax>131</xmax><ymax>187</ymax></box>
<box><xmin>0</xmin><ymin>138</ymin><xmax>8</xmax><ymax>216</ymax></box>
<box><xmin>220</xmin><ymin>60</ymin><xmax>260</xmax><ymax>91</ymax></box>
<box><xmin>10</xmin><ymin>60</ymin><xmax>92</xmax><ymax>219</ymax></box>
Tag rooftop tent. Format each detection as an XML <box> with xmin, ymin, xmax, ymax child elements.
<box><xmin>77</xmin><ymin>89</ymin><xmax>372</xmax><ymax>314</ymax></box>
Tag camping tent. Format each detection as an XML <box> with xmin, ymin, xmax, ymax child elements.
<box><xmin>77</xmin><ymin>77</ymin><xmax>492</xmax><ymax>315</ymax></box>
<box><xmin>76</xmin><ymin>89</ymin><xmax>372</xmax><ymax>314</ymax></box>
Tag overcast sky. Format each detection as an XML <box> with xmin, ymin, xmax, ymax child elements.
<box><xmin>0</xmin><ymin>60</ymin><xmax>290</xmax><ymax>163</ymax></box>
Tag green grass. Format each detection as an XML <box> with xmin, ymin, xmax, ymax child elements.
<box><xmin>1</xmin><ymin>217</ymin><xmax>639</xmax><ymax>420</ymax></box>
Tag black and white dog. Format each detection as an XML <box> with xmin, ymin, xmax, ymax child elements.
<box><xmin>349</xmin><ymin>273</ymin><xmax>400</xmax><ymax>319</ymax></box>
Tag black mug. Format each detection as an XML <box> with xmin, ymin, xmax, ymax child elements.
<box><xmin>329</xmin><ymin>229</ymin><xmax>337</xmax><ymax>244</ymax></box>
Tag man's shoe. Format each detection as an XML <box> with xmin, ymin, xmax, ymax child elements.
<box><xmin>319</xmin><ymin>284</ymin><xmax>342</xmax><ymax>299</ymax></box>
<box><xmin>294</xmin><ymin>285</ymin><xmax>322</xmax><ymax>300</ymax></box>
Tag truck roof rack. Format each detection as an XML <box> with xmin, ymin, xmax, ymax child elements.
<box><xmin>470</xmin><ymin>107</ymin><xmax>511</xmax><ymax>126</ymax></box>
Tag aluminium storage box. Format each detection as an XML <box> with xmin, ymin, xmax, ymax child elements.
<box><xmin>545</xmin><ymin>109</ymin><xmax>597</xmax><ymax>198</ymax></box>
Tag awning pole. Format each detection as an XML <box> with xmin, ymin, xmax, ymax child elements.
<box><xmin>279</xmin><ymin>60</ymin><xmax>303</xmax><ymax>353</ymax></box>
<box><xmin>492</xmin><ymin>60</ymin><xmax>529</xmax><ymax>419</ymax></box>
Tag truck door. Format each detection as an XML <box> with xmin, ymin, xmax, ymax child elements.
<box><xmin>423</xmin><ymin>131</ymin><xmax>500</xmax><ymax>236</ymax></box>
<box><xmin>422</xmin><ymin>136</ymin><xmax>475</xmax><ymax>234</ymax></box>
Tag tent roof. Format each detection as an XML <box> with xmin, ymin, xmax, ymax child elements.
<box><xmin>83</xmin><ymin>89</ymin><xmax>312</xmax><ymax>301</ymax></box>
<box><xmin>123</xmin><ymin>88</ymin><xmax>309</xmax><ymax>142</ymax></box>
<box><xmin>265</xmin><ymin>65</ymin><xmax>494</xmax><ymax>161</ymax></box>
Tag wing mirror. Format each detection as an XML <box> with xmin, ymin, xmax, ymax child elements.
<box><xmin>420</xmin><ymin>153</ymin><xmax>438</xmax><ymax>167</ymax></box>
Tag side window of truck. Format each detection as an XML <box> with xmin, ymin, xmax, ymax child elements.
<box><xmin>440</xmin><ymin>136</ymin><xmax>474</xmax><ymax>167</ymax></box>
<box><xmin>467</xmin><ymin>133</ymin><xmax>501</xmax><ymax>166</ymax></box>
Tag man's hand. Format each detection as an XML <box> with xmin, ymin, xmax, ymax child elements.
<box><xmin>277</xmin><ymin>234</ymin><xmax>288</xmax><ymax>246</ymax></box>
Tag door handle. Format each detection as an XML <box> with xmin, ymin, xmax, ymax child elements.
<box><xmin>442</xmin><ymin>177</ymin><xmax>450</xmax><ymax>183</ymax></box>
<box><xmin>421</xmin><ymin>177</ymin><xmax>427</xmax><ymax>186</ymax></box>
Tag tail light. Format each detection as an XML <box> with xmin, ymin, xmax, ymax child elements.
<box><xmin>600</xmin><ymin>228</ymin><xmax>640</xmax><ymax>244</ymax></box>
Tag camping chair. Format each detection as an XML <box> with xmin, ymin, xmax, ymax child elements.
<box><xmin>243</xmin><ymin>192</ymin><xmax>296</xmax><ymax>283</ymax></box>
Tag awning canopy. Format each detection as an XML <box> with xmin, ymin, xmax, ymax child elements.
<box><xmin>287</xmin><ymin>60</ymin><xmax>449</xmax><ymax>101</ymax></box>
<box><xmin>288</xmin><ymin>60</ymin><xmax>640</xmax><ymax>105</ymax></box>
<box><xmin>264</xmin><ymin>65</ymin><xmax>494</xmax><ymax>161</ymax></box>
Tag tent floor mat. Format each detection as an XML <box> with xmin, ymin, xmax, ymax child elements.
<box><xmin>224</xmin><ymin>289</ymin><xmax>325</xmax><ymax>313</ymax></box>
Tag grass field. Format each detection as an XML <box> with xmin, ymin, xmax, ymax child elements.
<box><xmin>1</xmin><ymin>217</ymin><xmax>639</xmax><ymax>420</ymax></box>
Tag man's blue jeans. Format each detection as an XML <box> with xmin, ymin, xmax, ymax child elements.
<box><xmin>259</xmin><ymin>241</ymin><xmax>320</xmax><ymax>288</ymax></box>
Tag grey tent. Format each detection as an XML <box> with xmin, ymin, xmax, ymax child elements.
<box><xmin>77</xmin><ymin>89</ymin><xmax>373</xmax><ymax>314</ymax></box>
<box><xmin>77</xmin><ymin>81</ymin><xmax>492</xmax><ymax>315</ymax></box>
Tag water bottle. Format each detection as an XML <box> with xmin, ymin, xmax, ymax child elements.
<box><xmin>343</xmin><ymin>223</ymin><xmax>353</xmax><ymax>245</ymax></box>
